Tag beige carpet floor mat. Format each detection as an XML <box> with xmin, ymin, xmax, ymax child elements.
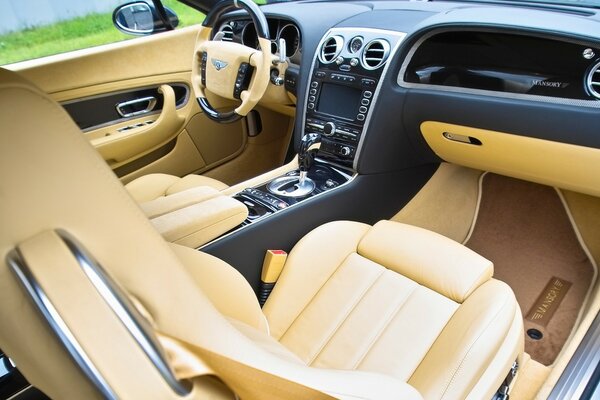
<box><xmin>465</xmin><ymin>174</ymin><xmax>595</xmax><ymax>365</ymax></box>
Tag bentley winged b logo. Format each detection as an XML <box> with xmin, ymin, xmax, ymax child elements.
<box><xmin>211</xmin><ymin>58</ymin><xmax>229</xmax><ymax>71</ymax></box>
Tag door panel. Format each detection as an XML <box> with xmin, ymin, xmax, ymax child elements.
<box><xmin>7</xmin><ymin>25</ymin><xmax>295</xmax><ymax>185</ymax></box>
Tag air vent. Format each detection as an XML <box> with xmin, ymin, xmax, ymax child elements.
<box><xmin>361</xmin><ymin>39</ymin><xmax>391</xmax><ymax>70</ymax></box>
<box><xmin>319</xmin><ymin>35</ymin><xmax>343</xmax><ymax>64</ymax></box>
<box><xmin>218</xmin><ymin>24</ymin><xmax>234</xmax><ymax>41</ymax></box>
<box><xmin>586</xmin><ymin>61</ymin><xmax>600</xmax><ymax>99</ymax></box>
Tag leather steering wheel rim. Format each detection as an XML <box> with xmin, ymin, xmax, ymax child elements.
<box><xmin>192</xmin><ymin>0</ymin><xmax>271</xmax><ymax>123</ymax></box>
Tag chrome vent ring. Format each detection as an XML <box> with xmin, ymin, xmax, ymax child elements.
<box><xmin>586</xmin><ymin>61</ymin><xmax>600</xmax><ymax>99</ymax></box>
<box><xmin>319</xmin><ymin>35</ymin><xmax>343</xmax><ymax>64</ymax></box>
<box><xmin>361</xmin><ymin>39</ymin><xmax>390</xmax><ymax>70</ymax></box>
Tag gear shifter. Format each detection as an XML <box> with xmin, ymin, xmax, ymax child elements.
<box><xmin>298</xmin><ymin>133</ymin><xmax>321</xmax><ymax>185</ymax></box>
<box><xmin>267</xmin><ymin>133</ymin><xmax>321</xmax><ymax>198</ymax></box>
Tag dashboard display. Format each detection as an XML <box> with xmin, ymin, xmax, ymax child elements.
<box><xmin>317</xmin><ymin>83</ymin><xmax>362</xmax><ymax>120</ymax></box>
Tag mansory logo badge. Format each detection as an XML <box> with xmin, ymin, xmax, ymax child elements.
<box><xmin>211</xmin><ymin>59</ymin><xmax>228</xmax><ymax>71</ymax></box>
<box><xmin>532</xmin><ymin>79</ymin><xmax>569</xmax><ymax>89</ymax></box>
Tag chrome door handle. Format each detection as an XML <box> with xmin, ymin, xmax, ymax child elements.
<box><xmin>116</xmin><ymin>96</ymin><xmax>157</xmax><ymax>118</ymax></box>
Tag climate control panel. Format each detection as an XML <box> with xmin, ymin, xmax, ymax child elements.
<box><xmin>303</xmin><ymin>28</ymin><xmax>405</xmax><ymax>168</ymax></box>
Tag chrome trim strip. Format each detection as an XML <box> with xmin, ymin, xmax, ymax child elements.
<box><xmin>7</xmin><ymin>385</ymin><xmax>34</xmax><ymax>400</ymax></box>
<box><xmin>6</xmin><ymin>249</ymin><xmax>118</xmax><ymax>400</ymax></box>
<box><xmin>56</xmin><ymin>230</ymin><xmax>192</xmax><ymax>396</ymax></box>
<box><xmin>548</xmin><ymin>311</ymin><xmax>600</xmax><ymax>400</ymax></box>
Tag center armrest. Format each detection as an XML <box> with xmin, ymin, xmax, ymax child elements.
<box><xmin>149</xmin><ymin>194</ymin><xmax>248</xmax><ymax>248</ymax></box>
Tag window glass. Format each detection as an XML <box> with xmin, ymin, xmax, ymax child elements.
<box><xmin>0</xmin><ymin>0</ymin><xmax>204</xmax><ymax>65</ymax></box>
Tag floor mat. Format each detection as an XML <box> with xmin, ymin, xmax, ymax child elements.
<box><xmin>465</xmin><ymin>174</ymin><xmax>595</xmax><ymax>365</ymax></box>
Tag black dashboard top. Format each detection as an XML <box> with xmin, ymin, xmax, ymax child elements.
<box><xmin>217</xmin><ymin>0</ymin><xmax>600</xmax><ymax>173</ymax></box>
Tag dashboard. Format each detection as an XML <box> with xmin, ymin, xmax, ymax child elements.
<box><xmin>215</xmin><ymin>0</ymin><xmax>600</xmax><ymax>194</ymax></box>
<box><xmin>216</xmin><ymin>18</ymin><xmax>303</xmax><ymax>65</ymax></box>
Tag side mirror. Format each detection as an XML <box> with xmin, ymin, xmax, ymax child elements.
<box><xmin>113</xmin><ymin>1</ymin><xmax>179</xmax><ymax>36</ymax></box>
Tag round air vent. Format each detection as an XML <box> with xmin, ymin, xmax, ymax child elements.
<box><xmin>586</xmin><ymin>61</ymin><xmax>600</xmax><ymax>99</ymax></box>
<box><xmin>217</xmin><ymin>24</ymin><xmax>234</xmax><ymax>41</ymax></box>
<box><xmin>319</xmin><ymin>35</ymin><xmax>343</xmax><ymax>64</ymax></box>
<box><xmin>361</xmin><ymin>39</ymin><xmax>391</xmax><ymax>70</ymax></box>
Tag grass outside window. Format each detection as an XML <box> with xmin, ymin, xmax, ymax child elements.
<box><xmin>0</xmin><ymin>0</ymin><xmax>205</xmax><ymax>65</ymax></box>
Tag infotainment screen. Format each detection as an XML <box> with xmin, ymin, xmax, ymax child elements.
<box><xmin>316</xmin><ymin>83</ymin><xmax>362</xmax><ymax>120</ymax></box>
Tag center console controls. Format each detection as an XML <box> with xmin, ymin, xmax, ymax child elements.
<box><xmin>303</xmin><ymin>29</ymin><xmax>406</xmax><ymax>168</ymax></box>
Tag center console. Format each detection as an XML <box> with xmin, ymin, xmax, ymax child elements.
<box><xmin>227</xmin><ymin>28</ymin><xmax>406</xmax><ymax>229</ymax></box>
<box><xmin>303</xmin><ymin>28</ymin><xmax>406</xmax><ymax>168</ymax></box>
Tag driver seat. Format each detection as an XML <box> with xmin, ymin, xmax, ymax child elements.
<box><xmin>0</xmin><ymin>68</ymin><xmax>524</xmax><ymax>399</ymax></box>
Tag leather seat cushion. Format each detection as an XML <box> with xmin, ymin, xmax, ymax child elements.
<box><xmin>125</xmin><ymin>173</ymin><xmax>228</xmax><ymax>203</ymax></box>
<box><xmin>263</xmin><ymin>220</ymin><xmax>522</xmax><ymax>399</ymax></box>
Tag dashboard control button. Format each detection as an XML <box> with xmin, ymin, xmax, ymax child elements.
<box><xmin>309</xmin><ymin>88</ymin><xmax>317</xmax><ymax>95</ymax></box>
<box><xmin>308</xmin><ymin>103</ymin><xmax>315</xmax><ymax>109</ymax></box>
<box><xmin>323</xmin><ymin>122</ymin><xmax>336</xmax><ymax>136</ymax></box>
<box><xmin>357</xmin><ymin>113</ymin><xmax>365</xmax><ymax>121</ymax></box>
<box><xmin>335</xmin><ymin>56</ymin><xmax>344</xmax><ymax>65</ymax></box>
<box><xmin>363</xmin><ymin>91</ymin><xmax>373</xmax><ymax>98</ymax></box>
<box><xmin>350</xmin><ymin>58</ymin><xmax>359</xmax><ymax>67</ymax></box>
<box><xmin>339</xmin><ymin>64</ymin><xmax>351</xmax><ymax>72</ymax></box>
<box><xmin>340</xmin><ymin>146</ymin><xmax>351</xmax><ymax>156</ymax></box>
<box><xmin>311</xmin><ymin>81</ymin><xmax>318</xmax><ymax>88</ymax></box>
<box><xmin>309</xmin><ymin>96</ymin><xmax>316</xmax><ymax>102</ymax></box>
<box><xmin>361</xmin><ymin>78</ymin><xmax>376</xmax><ymax>87</ymax></box>
<box><xmin>315</xmin><ymin>71</ymin><xmax>326</xmax><ymax>78</ymax></box>
<box><xmin>359</xmin><ymin>106</ymin><xmax>368</xmax><ymax>113</ymax></box>
<box><xmin>361</xmin><ymin>98</ymin><xmax>370</xmax><ymax>106</ymax></box>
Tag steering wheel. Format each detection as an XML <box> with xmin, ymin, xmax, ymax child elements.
<box><xmin>192</xmin><ymin>0</ymin><xmax>272</xmax><ymax>123</ymax></box>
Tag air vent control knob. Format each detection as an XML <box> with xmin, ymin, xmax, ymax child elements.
<box><xmin>335</xmin><ymin>56</ymin><xmax>344</xmax><ymax>65</ymax></box>
<box><xmin>323</xmin><ymin>122</ymin><xmax>336</xmax><ymax>136</ymax></box>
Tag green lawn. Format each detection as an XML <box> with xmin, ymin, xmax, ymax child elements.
<box><xmin>0</xmin><ymin>0</ymin><xmax>205</xmax><ymax>65</ymax></box>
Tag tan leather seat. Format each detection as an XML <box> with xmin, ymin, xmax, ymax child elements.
<box><xmin>0</xmin><ymin>67</ymin><xmax>524</xmax><ymax>399</ymax></box>
<box><xmin>125</xmin><ymin>173</ymin><xmax>228</xmax><ymax>204</ymax></box>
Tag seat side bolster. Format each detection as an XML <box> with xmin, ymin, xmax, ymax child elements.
<box><xmin>358</xmin><ymin>220</ymin><xmax>493</xmax><ymax>303</ymax></box>
<box><xmin>263</xmin><ymin>221</ymin><xmax>371</xmax><ymax>340</ymax></box>
<box><xmin>408</xmin><ymin>279</ymin><xmax>522</xmax><ymax>400</ymax></box>
<box><xmin>125</xmin><ymin>173</ymin><xmax>180</xmax><ymax>203</ymax></box>
<box><xmin>169</xmin><ymin>243</ymin><xmax>269</xmax><ymax>334</ymax></box>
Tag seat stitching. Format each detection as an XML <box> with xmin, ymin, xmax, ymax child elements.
<box><xmin>440</xmin><ymin>292</ymin><xmax>512</xmax><ymax>399</ymax></box>
<box><xmin>307</xmin><ymin>267</ymin><xmax>386</xmax><ymax>366</ymax></box>
<box><xmin>352</xmin><ymin>280</ymin><xmax>418</xmax><ymax>370</ymax></box>
<box><xmin>278</xmin><ymin>251</ymin><xmax>356</xmax><ymax>341</ymax></box>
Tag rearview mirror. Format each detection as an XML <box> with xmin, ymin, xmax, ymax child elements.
<box><xmin>113</xmin><ymin>1</ymin><xmax>179</xmax><ymax>36</ymax></box>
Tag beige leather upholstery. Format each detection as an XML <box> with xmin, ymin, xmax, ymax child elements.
<box><xmin>264</xmin><ymin>220</ymin><xmax>524</xmax><ymax>399</ymax></box>
<box><xmin>125</xmin><ymin>173</ymin><xmax>228</xmax><ymax>203</ymax></box>
<box><xmin>0</xmin><ymin>67</ymin><xmax>523</xmax><ymax>399</ymax></box>
<box><xmin>151</xmin><ymin>195</ymin><xmax>248</xmax><ymax>248</ymax></box>
<box><xmin>126</xmin><ymin>177</ymin><xmax>247</xmax><ymax>248</ymax></box>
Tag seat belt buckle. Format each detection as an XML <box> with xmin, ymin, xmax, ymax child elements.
<box><xmin>258</xmin><ymin>250</ymin><xmax>287</xmax><ymax>306</ymax></box>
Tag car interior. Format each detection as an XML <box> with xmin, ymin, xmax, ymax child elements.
<box><xmin>1</xmin><ymin>0</ymin><xmax>600</xmax><ymax>399</ymax></box>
